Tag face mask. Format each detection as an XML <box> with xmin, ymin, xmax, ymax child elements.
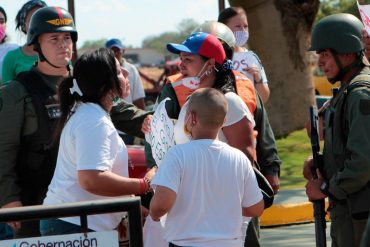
<box><xmin>180</xmin><ymin>62</ymin><xmax>210</xmax><ymax>89</ymax></box>
<box><xmin>0</xmin><ymin>25</ymin><xmax>5</xmax><ymax>42</ymax></box>
<box><xmin>234</xmin><ymin>30</ymin><xmax>249</xmax><ymax>47</ymax></box>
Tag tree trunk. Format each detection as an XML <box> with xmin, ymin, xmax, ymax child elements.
<box><xmin>229</xmin><ymin>0</ymin><xmax>320</xmax><ymax>137</ymax></box>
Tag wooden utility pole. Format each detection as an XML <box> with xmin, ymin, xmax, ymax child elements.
<box><xmin>218</xmin><ymin>0</ymin><xmax>225</xmax><ymax>14</ymax></box>
<box><xmin>67</xmin><ymin>0</ymin><xmax>77</xmax><ymax>63</ymax></box>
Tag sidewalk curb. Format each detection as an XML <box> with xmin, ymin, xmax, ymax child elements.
<box><xmin>261</xmin><ymin>200</ymin><xmax>329</xmax><ymax>226</ymax></box>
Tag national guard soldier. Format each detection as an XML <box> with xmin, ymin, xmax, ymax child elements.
<box><xmin>304</xmin><ymin>14</ymin><xmax>370</xmax><ymax>247</ymax></box>
<box><xmin>0</xmin><ymin>6</ymin><xmax>77</xmax><ymax>238</ymax></box>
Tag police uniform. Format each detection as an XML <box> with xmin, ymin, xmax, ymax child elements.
<box><xmin>322</xmin><ymin>67</ymin><xmax>370</xmax><ymax>246</ymax></box>
<box><xmin>0</xmin><ymin>69</ymin><xmax>64</xmax><ymax>237</ymax></box>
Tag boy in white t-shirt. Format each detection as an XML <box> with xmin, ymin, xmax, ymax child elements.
<box><xmin>150</xmin><ymin>88</ymin><xmax>264</xmax><ymax>247</ymax></box>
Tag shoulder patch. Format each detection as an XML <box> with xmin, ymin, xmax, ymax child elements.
<box><xmin>360</xmin><ymin>99</ymin><xmax>370</xmax><ymax>115</ymax></box>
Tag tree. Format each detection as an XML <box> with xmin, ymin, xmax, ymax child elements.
<box><xmin>316</xmin><ymin>0</ymin><xmax>364</xmax><ymax>21</ymax></box>
<box><xmin>142</xmin><ymin>18</ymin><xmax>200</xmax><ymax>58</ymax></box>
<box><xmin>80</xmin><ymin>38</ymin><xmax>108</xmax><ymax>49</ymax></box>
<box><xmin>229</xmin><ymin>0</ymin><xmax>320</xmax><ymax>137</ymax></box>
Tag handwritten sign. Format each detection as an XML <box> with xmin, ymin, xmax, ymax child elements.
<box><xmin>145</xmin><ymin>98</ymin><xmax>175</xmax><ymax>166</ymax></box>
<box><xmin>358</xmin><ymin>1</ymin><xmax>370</xmax><ymax>35</ymax></box>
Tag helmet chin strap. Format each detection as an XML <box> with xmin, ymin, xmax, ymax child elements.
<box><xmin>328</xmin><ymin>50</ymin><xmax>362</xmax><ymax>84</ymax></box>
<box><xmin>34</xmin><ymin>41</ymin><xmax>63</xmax><ymax>69</ymax></box>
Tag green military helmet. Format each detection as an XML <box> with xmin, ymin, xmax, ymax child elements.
<box><xmin>27</xmin><ymin>6</ymin><xmax>78</xmax><ymax>46</ymax></box>
<box><xmin>194</xmin><ymin>20</ymin><xmax>236</xmax><ymax>48</ymax></box>
<box><xmin>309</xmin><ymin>13</ymin><xmax>364</xmax><ymax>53</ymax></box>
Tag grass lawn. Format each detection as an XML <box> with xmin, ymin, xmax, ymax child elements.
<box><xmin>276</xmin><ymin>129</ymin><xmax>313</xmax><ymax>190</ymax></box>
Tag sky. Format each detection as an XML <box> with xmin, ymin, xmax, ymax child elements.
<box><xmin>1</xmin><ymin>0</ymin><xmax>230</xmax><ymax>48</ymax></box>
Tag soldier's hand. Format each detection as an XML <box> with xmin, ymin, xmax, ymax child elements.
<box><xmin>2</xmin><ymin>201</ymin><xmax>22</xmax><ymax>231</ymax></box>
<box><xmin>141</xmin><ymin>115</ymin><xmax>152</xmax><ymax>134</ymax></box>
<box><xmin>303</xmin><ymin>157</ymin><xmax>314</xmax><ymax>180</ymax></box>
<box><xmin>305</xmin><ymin>169</ymin><xmax>326</xmax><ymax>201</ymax></box>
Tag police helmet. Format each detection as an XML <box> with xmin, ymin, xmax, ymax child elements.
<box><xmin>27</xmin><ymin>6</ymin><xmax>78</xmax><ymax>46</ymax></box>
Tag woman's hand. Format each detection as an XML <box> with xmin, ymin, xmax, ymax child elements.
<box><xmin>243</xmin><ymin>65</ymin><xmax>261</xmax><ymax>83</ymax></box>
<box><xmin>141</xmin><ymin>115</ymin><xmax>153</xmax><ymax>134</ymax></box>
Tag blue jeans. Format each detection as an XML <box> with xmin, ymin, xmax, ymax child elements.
<box><xmin>40</xmin><ymin>219</ymin><xmax>93</xmax><ymax>236</ymax></box>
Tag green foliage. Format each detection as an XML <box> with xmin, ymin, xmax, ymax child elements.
<box><xmin>80</xmin><ymin>38</ymin><xmax>108</xmax><ymax>49</ymax></box>
<box><xmin>141</xmin><ymin>18</ymin><xmax>200</xmax><ymax>58</ymax></box>
<box><xmin>276</xmin><ymin>129</ymin><xmax>312</xmax><ymax>189</ymax></box>
<box><xmin>316</xmin><ymin>0</ymin><xmax>370</xmax><ymax>22</ymax></box>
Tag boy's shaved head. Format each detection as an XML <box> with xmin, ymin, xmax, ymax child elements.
<box><xmin>188</xmin><ymin>88</ymin><xmax>228</xmax><ymax>129</ymax></box>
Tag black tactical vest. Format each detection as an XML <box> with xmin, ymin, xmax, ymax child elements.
<box><xmin>15</xmin><ymin>71</ymin><xmax>60</xmax><ymax>205</ymax></box>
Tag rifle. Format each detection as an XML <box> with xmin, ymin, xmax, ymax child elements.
<box><xmin>309</xmin><ymin>105</ymin><xmax>327</xmax><ymax>247</ymax></box>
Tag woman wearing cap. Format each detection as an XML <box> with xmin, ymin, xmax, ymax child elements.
<box><xmin>0</xmin><ymin>6</ymin><xmax>18</xmax><ymax>85</ymax></box>
<box><xmin>145</xmin><ymin>32</ymin><xmax>255</xmax><ymax>165</ymax></box>
<box><xmin>2</xmin><ymin>0</ymin><xmax>47</xmax><ymax>84</ymax></box>
<box><xmin>142</xmin><ymin>32</ymin><xmax>257</xmax><ymax>247</ymax></box>
<box><xmin>218</xmin><ymin>6</ymin><xmax>270</xmax><ymax>103</ymax></box>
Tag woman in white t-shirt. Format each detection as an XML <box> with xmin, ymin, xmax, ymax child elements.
<box><xmin>40</xmin><ymin>48</ymin><xmax>150</xmax><ymax>236</ymax></box>
<box><xmin>218</xmin><ymin>7</ymin><xmax>270</xmax><ymax>103</ymax></box>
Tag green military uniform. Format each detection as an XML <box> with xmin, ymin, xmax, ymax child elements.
<box><xmin>0</xmin><ymin>69</ymin><xmax>63</xmax><ymax>237</ymax></box>
<box><xmin>323</xmin><ymin>67</ymin><xmax>370</xmax><ymax>246</ymax></box>
<box><xmin>360</xmin><ymin>217</ymin><xmax>370</xmax><ymax>247</ymax></box>
<box><xmin>111</xmin><ymin>101</ymin><xmax>150</xmax><ymax>139</ymax></box>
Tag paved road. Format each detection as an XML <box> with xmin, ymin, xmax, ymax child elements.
<box><xmin>260</xmin><ymin>222</ymin><xmax>331</xmax><ymax>247</ymax></box>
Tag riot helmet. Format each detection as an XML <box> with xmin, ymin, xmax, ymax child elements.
<box><xmin>27</xmin><ymin>6</ymin><xmax>77</xmax><ymax>69</ymax></box>
<box><xmin>27</xmin><ymin>6</ymin><xmax>77</xmax><ymax>46</ymax></box>
<box><xmin>309</xmin><ymin>13</ymin><xmax>363</xmax><ymax>54</ymax></box>
<box><xmin>309</xmin><ymin>13</ymin><xmax>365</xmax><ymax>83</ymax></box>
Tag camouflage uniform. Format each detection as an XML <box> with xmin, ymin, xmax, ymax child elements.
<box><xmin>323</xmin><ymin>68</ymin><xmax>370</xmax><ymax>246</ymax></box>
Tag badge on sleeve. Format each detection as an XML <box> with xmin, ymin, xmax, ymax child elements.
<box><xmin>360</xmin><ymin>99</ymin><xmax>370</xmax><ymax>115</ymax></box>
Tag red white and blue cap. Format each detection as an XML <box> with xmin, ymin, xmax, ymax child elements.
<box><xmin>167</xmin><ymin>32</ymin><xmax>226</xmax><ymax>65</ymax></box>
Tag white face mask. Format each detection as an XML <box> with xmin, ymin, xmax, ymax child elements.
<box><xmin>180</xmin><ymin>61</ymin><xmax>210</xmax><ymax>89</ymax></box>
<box><xmin>234</xmin><ymin>30</ymin><xmax>249</xmax><ymax>47</ymax></box>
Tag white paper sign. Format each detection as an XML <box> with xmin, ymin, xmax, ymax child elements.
<box><xmin>358</xmin><ymin>1</ymin><xmax>370</xmax><ymax>35</ymax></box>
<box><xmin>145</xmin><ymin>98</ymin><xmax>175</xmax><ymax>166</ymax></box>
<box><xmin>0</xmin><ymin>230</ymin><xmax>119</xmax><ymax>247</ymax></box>
<box><xmin>233</xmin><ymin>51</ymin><xmax>257</xmax><ymax>74</ymax></box>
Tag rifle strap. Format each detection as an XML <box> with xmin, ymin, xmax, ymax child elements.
<box><xmin>340</xmin><ymin>74</ymin><xmax>370</xmax><ymax>142</ymax></box>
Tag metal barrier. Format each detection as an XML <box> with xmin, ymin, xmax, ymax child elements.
<box><xmin>0</xmin><ymin>197</ymin><xmax>143</xmax><ymax>247</ymax></box>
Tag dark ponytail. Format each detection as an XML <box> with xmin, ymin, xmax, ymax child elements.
<box><xmin>213</xmin><ymin>61</ymin><xmax>237</xmax><ymax>95</ymax></box>
<box><xmin>53</xmin><ymin>77</ymin><xmax>79</xmax><ymax>142</ymax></box>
